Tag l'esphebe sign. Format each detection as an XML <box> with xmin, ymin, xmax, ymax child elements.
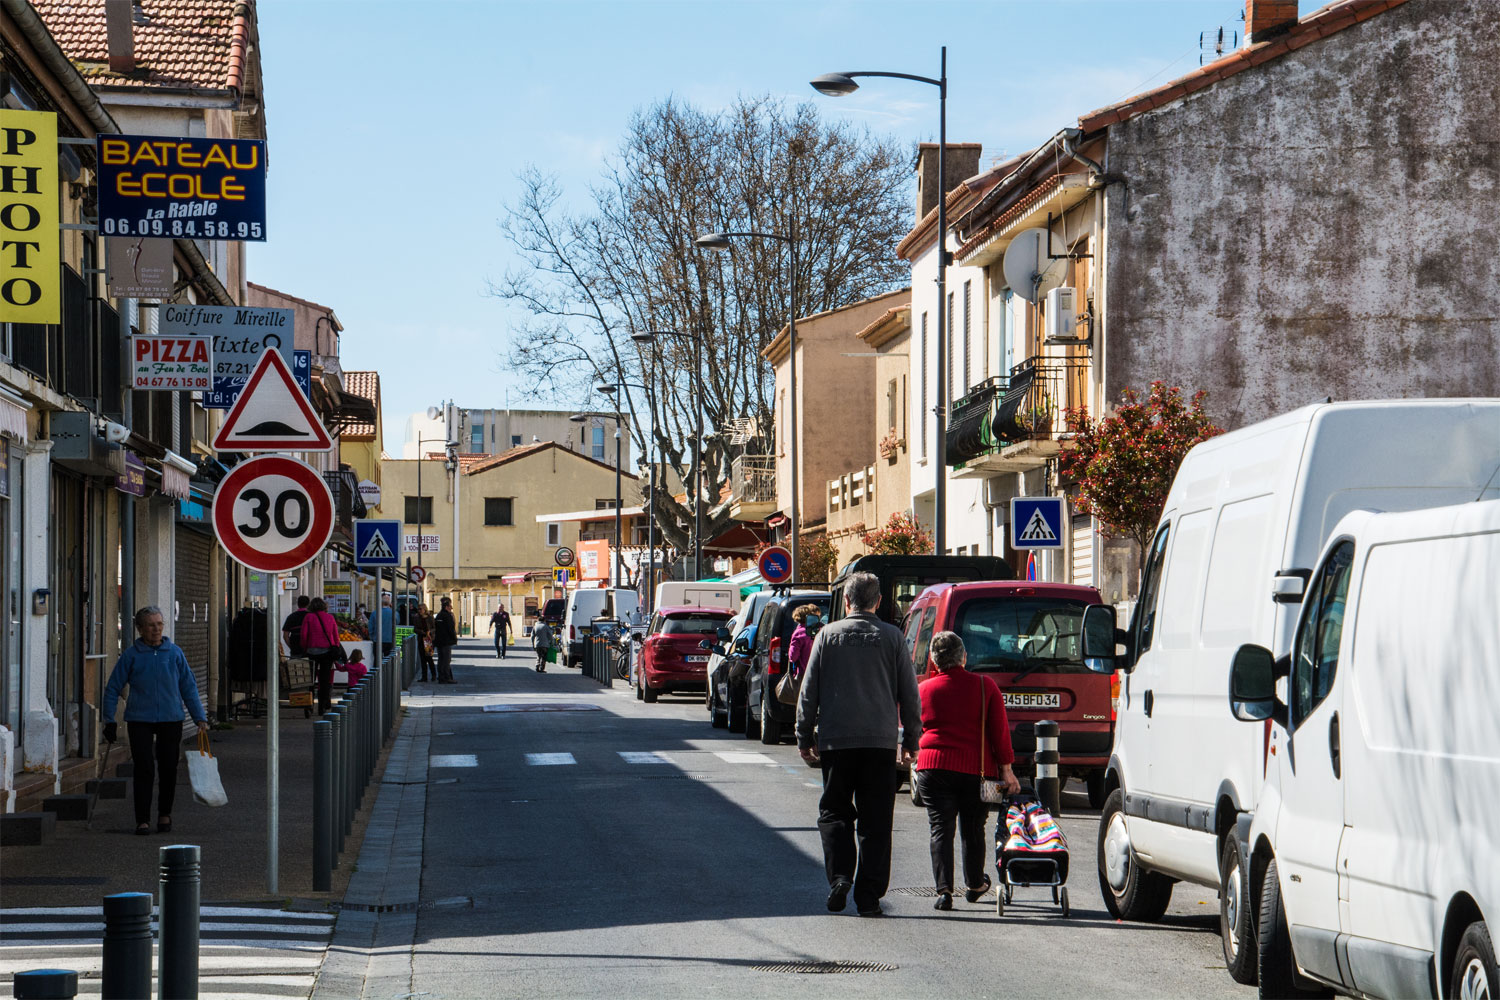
<box><xmin>0</xmin><ymin>110</ymin><xmax>59</xmax><ymax>323</ymax></box>
<box><xmin>96</xmin><ymin>134</ymin><xmax>266</xmax><ymax>241</ymax></box>
<box><xmin>131</xmin><ymin>334</ymin><xmax>212</xmax><ymax>390</ymax></box>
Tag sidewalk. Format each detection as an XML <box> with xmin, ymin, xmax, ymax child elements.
<box><xmin>0</xmin><ymin>699</ymin><xmax>396</xmax><ymax>908</ymax></box>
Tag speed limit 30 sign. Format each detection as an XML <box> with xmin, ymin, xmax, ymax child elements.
<box><xmin>213</xmin><ymin>455</ymin><xmax>335</xmax><ymax>572</ymax></box>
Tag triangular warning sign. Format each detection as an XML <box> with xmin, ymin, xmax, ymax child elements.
<box><xmin>212</xmin><ymin>349</ymin><xmax>333</xmax><ymax>452</ymax></box>
<box><xmin>359</xmin><ymin>529</ymin><xmax>394</xmax><ymax>563</ymax></box>
<box><xmin>1019</xmin><ymin>508</ymin><xmax>1058</xmax><ymax>542</ymax></box>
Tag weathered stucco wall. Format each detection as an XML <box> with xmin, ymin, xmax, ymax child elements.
<box><xmin>1103</xmin><ymin>0</ymin><xmax>1500</xmax><ymax>430</ymax></box>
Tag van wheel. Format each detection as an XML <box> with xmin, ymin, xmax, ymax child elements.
<box><xmin>1220</xmin><ymin>835</ymin><xmax>1258</xmax><ymax>985</ymax></box>
<box><xmin>1085</xmin><ymin>770</ymin><xmax>1107</xmax><ymax>810</ymax></box>
<box><xmin>1097</xmin><ymin>789</ymin><xmax>1173</xmax><ymax>922</ymax></box>
<box><xmin>760</xmin><ymin>689</ymin><xmax>782</xmax><ymax>745</ymax></box>
<box><xmin>1452</xmin><ymin>922</ymin><xmax>1496</xmax><ymax>1000</ymax></box>
<box><xmin>1257</xmin><ymin>858</ymin><xmax>1332</xmax><ymax>998</ymax></box>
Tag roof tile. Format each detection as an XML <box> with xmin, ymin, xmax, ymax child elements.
<box><xmin>33</xmin><ymin>1</ymin><xmax>252</xmax><ymax>93</ymax></box>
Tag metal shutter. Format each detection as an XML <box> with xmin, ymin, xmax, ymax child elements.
<box><xmin>174</xmin><ymin>527</ymin><xmax>214</xmax><ymax>727</ymax></box>
<box><xmin>1070</xmin><ymin>516</ymin><xmax>1094</xmax><ymax>588</ymax></box>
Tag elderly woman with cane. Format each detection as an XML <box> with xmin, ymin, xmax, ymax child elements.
<box><xmin>102</xmin><ymin>606</ymin><xmax>209</xmax><ymax>836</ymax></box>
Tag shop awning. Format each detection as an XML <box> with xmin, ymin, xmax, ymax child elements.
<box><xmin>500</xmin><ymin>572</ymin><xmax>529</xmax><ymax>584</ymax></box>
<box><xmin>0</xmin><ymin>387</ymin><xmax>30</xmax><ymax>443</ymax></box>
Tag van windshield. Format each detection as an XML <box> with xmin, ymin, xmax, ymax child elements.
<box><xmin>953</xmin><ymin>598</ymin><xmax>1092</xmax><ymax>674</ymax></box>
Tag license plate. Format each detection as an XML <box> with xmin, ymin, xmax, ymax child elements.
<box><xmin>686</xmin><ymin>655</ymin><xmax>707</xmax><ymax>663</ymax></box>
<box><xmin>1005</xmin><ymin>691</ymin><xmax>1061</xmax><ymax>710</ymax></box>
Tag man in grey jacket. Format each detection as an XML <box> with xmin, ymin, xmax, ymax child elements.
<box><xmin>796</xmin><ymin>571</ymin><xmax>922</xmax><ymax>917</ymax></box>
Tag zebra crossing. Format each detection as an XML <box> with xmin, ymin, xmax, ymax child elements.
<box><xmin>483</xmin><ymin>749</ymin><xmax>783</xmax><ymax>766</ymax></box>
<box><xmin>0</xmin><ymin>906</ymin><xmax>333</xmax><ymax>999</ymax></box>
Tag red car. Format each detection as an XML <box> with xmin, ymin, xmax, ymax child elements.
<box><xmin>904</xmin><ymin>581</ymin><xmax>1116</xmax><ymax>808</ymax></box>
<box><xmin>637</xmin><ymin>606</ymin><xmax>734</xmax><ymax>704</ymax></box>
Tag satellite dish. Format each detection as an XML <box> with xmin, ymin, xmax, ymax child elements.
<box><xmin>426</xmin><ymin>406</ymin><xmax>443</xmax><ymax>421</ymax></box>
<box><xmin>1002</xmin><ymin>228</ymin><xmax>1069</xmax><ymax>303</ymax></box>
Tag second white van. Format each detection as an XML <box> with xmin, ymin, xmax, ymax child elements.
<box><xmin>652</xmin><ymin>581</ymin><xmax>736</xmax><ymax>612</ymax></box>
<box><xmin>1081</xmin><ymin>399</ymin><xmax>1500</xmax><ymax>984</ymax></box>
<box><xmin>562</xmin><ymin>587</ymin><xmax>640</xmax><ymax>668</ymax></box>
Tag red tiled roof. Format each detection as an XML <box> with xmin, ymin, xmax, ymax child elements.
<box><xmin>340</xmin><ymin>371</ymin><xmax>379</xmax><ymax>439</ymax></box>
<box><xmin>463</xmin><ymin>441</ymin><xmax>637</xmax><ymax>480</ymax></box>
<box><xmin>955</xmin><ymin>174</ymin><xmax>1064</xmax><ymax>261</ymax></box>
<box><xmin>33</xmin><ymin>0</ymin><xmax>256</xmax><ymax>94</ymax></box>
<box><xmin>1077</xmin><ymin>0</ymin><xmax>1410</xmax><ymax>132</ymax></box>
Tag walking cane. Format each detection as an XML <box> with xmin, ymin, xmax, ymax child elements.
<box><xmin>86</xmin><ymin>737</ymin><xmax>116</xmax><ymax>830</ymax></box>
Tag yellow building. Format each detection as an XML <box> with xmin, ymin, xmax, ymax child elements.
<box><xmin>377</xmin><ymin>443</ymin><xmax>637</xmax><ymax>631</ymax></box>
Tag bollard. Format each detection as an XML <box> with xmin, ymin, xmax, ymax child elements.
<box><xmin>1034</xmin><ymin>719</ymin><xmax>1062</xmax><ymax>817</ymax></box>
<box><xmin>313</xmin><ymin>720</ymin><xmax>333</xmax><ymax>891</ymax></box>
<box><xmin>158</xmin><ymin>844</ymin><xmax>200</xmax><ymax>1000</ymax></box>
<box><xmin>13</xmin><ymin>969</ymin><xmax>78</xmax><ymax>999</ymax></box>
<box><xmin>101</xmin><ymin>892</ymin><xmax>153</xmax><ymax>1000</ymax></box>
<box><xmin>602</xmin><ymin>637</ymin><xmax>613</xmax><ymax>688</ymax></box>
<box><xmin>326</xmin><ymin>709</ymin><xmax>346</xmax><ymax>853</ymax></box>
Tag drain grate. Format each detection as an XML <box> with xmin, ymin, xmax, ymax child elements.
<box><xmin>753</xmin><ymin>960</ymin><xmax>898</xmax><ymax>974</ymax></box>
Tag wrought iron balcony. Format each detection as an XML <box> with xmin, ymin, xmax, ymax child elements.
<box><xmin>946</xmin><ymin>356</ymin><xmax>1091</xmax><ymax>471</ymax></box>
<box><xmin>322</xmin><ymin>467</ymin><xmax>367</xmax><ymax>530</ymax></box>
<box><xmin>729</xmin><ymin>453</ymin><xmax>777</xmax><ymax>520</ymax></box>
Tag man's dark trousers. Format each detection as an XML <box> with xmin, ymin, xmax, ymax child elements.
<box><xmin>817</xmin><ymin>746</ymin><xmax>897</xmax><ymax>911</ymax></box>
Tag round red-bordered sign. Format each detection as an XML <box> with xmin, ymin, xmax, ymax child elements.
<box><xmin>409</xmin><ymin>566</ymin><xmax>427</xmax><ymax>584</ymax></box>
<box><xmin>757</xmin><ymin>545</ymin><xmax>793</xmax><ymax>585</ymax></box>
<box><xmin>213</xmin><ymin>455</ymin><xmax>335</xmax><ymax>573</ymax></box>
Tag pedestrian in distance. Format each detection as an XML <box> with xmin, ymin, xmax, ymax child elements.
<box><xmin>282</xmin><ymin>594</ymin><xmax>310</xmax><ymax>656</ymax></box>
<box><xmin>299</xmin><ymin>597</ymin><xmax>344</xmax><ymax>716</ymax></box>
<box><xmin>490</xmin><ymin>605</ymin><xmax>511</xmax><ymax>659</ymax></box>
<box><xmin>532</xmin><ymin>618</ymin><xmax>555</xmax><ymax>673</ymax></box>
<box><xmin>796</xmin><ymin>571</ymin><xmax>922</xmax><ymax>918</ymax></box>
<box><xmin>378</xmin><ymin>592</ymin><xmax>396</xmax><ymax>651</ymax></box>
<box><xmin>102</xmin><ymin>606</ymin><xmax>209</xmax><ymax>836</ymax></box>
<box><xmin>343</xmin><ymin>649</ymin><xmax>368</xmax><ymax>687</ymax></box>
<box><xmin>787</xmin><ymin>603</ymin><xmax>823</xmax><ymax>680</ymax></box>
<box><xmin>413</xmin><ymin>603</ymin><xmax>436</xmax><ymax>682</ymax></box>
<box><xmin>434</xmin><ymin>597</ymin><xmax>459</xmax><ymax>683</ymax></box>
<box><xmin>915</xmin><ymin>631</ymin><xmax>1021</xmax><ymax>912</ymax></box>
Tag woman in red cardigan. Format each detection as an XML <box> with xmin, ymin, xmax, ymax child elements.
<box><xmin>916</xmin><ymin>631</ymin><xmax>1021</xmax><ymax>911</ymax></box>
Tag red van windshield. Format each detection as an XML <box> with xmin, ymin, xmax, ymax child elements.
<box><xmin>953</xmin><ymin>598</ymin><xmax>1093</xmax><ymax>674</ymax></box>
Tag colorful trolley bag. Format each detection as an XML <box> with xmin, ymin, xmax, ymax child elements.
<box><xmin>995</xmin><ymin>789</ymin><xmax>1070</xmax><ymax>916</ymax></box>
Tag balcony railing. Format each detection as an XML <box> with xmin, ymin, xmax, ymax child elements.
<box><xmin>946</xmin><ymin>355</ymin><xmax>1091</xmax><ymax>465</ymax></box>
<box><xmin>323</xmin><ymin>468</ymin><xmax>367</xmax><ymax>530</ymax></box>
<box><xmin>730</xmin><ymin>454</ymin><xmax>776</xmax><ymax>506</ymax></box>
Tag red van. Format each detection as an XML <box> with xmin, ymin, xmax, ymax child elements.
<box><xmin>903</xmin><ymin>581</ymin><xmax>1115</xmax><ymax>808</ymax></box>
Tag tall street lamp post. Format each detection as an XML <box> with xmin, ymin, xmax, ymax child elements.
<box><xmin>694</xmin><ymin>226</ymin><xmax>800</xmax><ymax>581</ymax></box>
<box><xmin>569</xmin><ymin>408</ymin><xmax>624</xmax><ymax>586</ymax></box>
<box><xmin>636</xmin><ymin>329</ymin><xmax>705</xmax><ymax>581</ymax></box>
<box><xmin>813</xmin><ymin>47</ymin><xmax>948</xmax><ymax>555</ymax></box>
<box><xmin>413</xmin><ymin>432</ymin><xmax>454</xmax><ymax>578</ymax></box>
<box><xmin>598</xmin><ymin>376</ymin><xmax>657</xmax><ymax>610</ymax></box>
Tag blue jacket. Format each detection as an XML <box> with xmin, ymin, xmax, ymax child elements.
<box><xmin>378</xmin><ymin>606</ymin><xmax>394</xmax><ymax>645</ymax></box>
<box><xmin>103</xmin><ymin>637</ymin><xmax>206</xmax><ymax>725</ymax></box>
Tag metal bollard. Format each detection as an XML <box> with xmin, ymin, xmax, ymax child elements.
<box><xmin>158</xmin><ymin>844</ymin><xmax>200</xmax><ymax>1000</ymax></box>
<box><xmin>101</xmin><ymin>892</ymin><xmax>153</xmax><ymax>999</ymax></box>
<box><xmin>326</xmin><ymin>709</ymin><xmax>345</xmax><ymax>852</ymax></box>
<box><xmin>313</xmin><ymin>720</ymin><xmax>333</xmax><ymax>891</ymax></box>
<box><xmin>13</xmin><ymin>969</ymin><xmax>78</xmax><ymax>999</ymax></box>
<box><xmin>1034</xmin><ymin>719</ymin><xmax>1061</xmax><ymax>817</ymax></box>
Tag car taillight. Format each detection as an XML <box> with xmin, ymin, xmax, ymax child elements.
<box><xmin>768</xmin><ymin>636</ymin><xmax>782</xmax><ymax>676</ymax></box>
<box><xmin>1110</xmin><ymin>673</ymin><xmax>1121</xmax><ymax>720</ymax></box>
<box><xmin>570</xmin><ymin>625</ymin><xmax>576</xmax><ymax>639</ymax></box>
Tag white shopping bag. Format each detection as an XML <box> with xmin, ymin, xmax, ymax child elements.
<box><xmin>185</xmin><ymin>731</ymin><xmax>228</xmax><ymax>807</ymax></box>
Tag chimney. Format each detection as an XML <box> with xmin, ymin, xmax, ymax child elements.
<box><xmin>1245</xmin><ymin>0</ymin><xmax>1298</xmax><ymax>43</ymax></box>
<box><xmin>915</xmin><ymin>143</ymin><xmax>983</xmax><ymax>224</ymax></box>
<box><xmin>105</xmin><ymin>0</ymin><xmax>135</xmax><ymax>75</ymax></box>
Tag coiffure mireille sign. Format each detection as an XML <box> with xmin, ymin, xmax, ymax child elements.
<box><xmin>95</xmin><ymin>134</ymin><xmax>267</xmax><ymax>241</ymax></box>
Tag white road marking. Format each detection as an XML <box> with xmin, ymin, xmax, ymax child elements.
<box><xmin>525</xmin><ymin>752</ymin><xmax>576</xmax><ymax>765</ymax></box>
<box><xmin>714</xmin><ymin>751</ymin><xmax>774</xmax><ymax>764</ymax></box>
<box><xmin>618</xmin><ymin>752</ymin><xmax>670</xmax><ymax>764</ymax></box>
<box><xmin>429</xmin><ymin>754</ymin><xmax>478</xmax><ymax>767</ymax></box>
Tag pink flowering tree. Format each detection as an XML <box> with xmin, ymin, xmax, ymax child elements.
<box><xmin>1059</xmin><ymin>382</ymin><xmax>1223</xmax><ymax>557</ymax></box>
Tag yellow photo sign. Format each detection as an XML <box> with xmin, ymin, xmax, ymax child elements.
<box><xmin>0</xmin><ymin>110</ymin><xmax>58</xmax><ymax>323</ymax></box>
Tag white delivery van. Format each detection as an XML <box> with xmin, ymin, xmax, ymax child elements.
<box><xmin>562</xmin><ymin>587</ymin><xmax>640</xmax><ymax>668</ymax></box>
<box><xmin>653</xmin><ymin>581</ymin><xmax>737</xmax><ymax>612</ymax></box>
<box><xmin>1227</xmin><ymin>499</ymin><xmax>1500</xmax><ymax>999</ymax></box>
<box><xmin>1080</xmin><ymin>399</ymin><xmax>1500</xmax><ymax>984</ymax></box>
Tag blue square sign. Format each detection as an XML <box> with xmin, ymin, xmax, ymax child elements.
<box><xmin>354</xmin><ymin>519</ymin><xmax>401</xmax><ymax>567</ymax></box>
<box><xmin>1011</xmin><ymin>497</ymin><xmax>1066</xmax><ymax>550</ymax></box>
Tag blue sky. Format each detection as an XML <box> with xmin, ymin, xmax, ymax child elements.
<box><xmin>246</xmin><ymin>0</ymin><xmax>1246</xmax><ymax>454</ymax></box>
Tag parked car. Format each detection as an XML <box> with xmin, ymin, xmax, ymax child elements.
<box><xmin>538</xmin><ymin>597</ymin><xmax>566</xmax><ymax>630</ymax></box>
<box><xmin>744</xmin><ymin>591</ymin><xmax>831</xmax><ymax>745</ymax></box>
<box><xmin>563</xmin><ymin>587</ymin><xmax>640</xmax><ymax>668</ymax></box>
<box><xmin>706</xmin><ymin>590</ymin><xmax>780</xmax><ymax>731</ymax></box>
<box><xmin>1224</xmin><ymin>499</ymin><xmax>1500</xmax><ymax>1000</ymax></box>
<box><xmin>636</xmin><ymin>606</ymin><xmax>734</xmax><ymax>703</ymax></box>
<box><xmin>904</xmin><ymin>581</ymin><xmax>1112</xmax><ymax>808</ymax></box>
<box><xmin>653</xmin><ymin>581</ymin><xmax>737</xmax><ymax>611</ymax></box>
<box><xmin>829</xmin><ymin>554</ymin><xmax>1012</xmax><ymax>627</ymax></box>
<box><xmin>1078</xmin><ymin>398</ymin><xmax>1500</xmax><ymax>985</ymax></box>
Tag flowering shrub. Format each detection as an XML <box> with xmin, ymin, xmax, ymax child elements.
<box><xmin>799</xmin><ymin>532</ymin><xmax>839</xmax><ymax>583</ymax></box>
<box><xmin>1059</xmin><ymin>381</ymin><xmax>1223</xmax><ymax>557</ymax></box>
<box><xmin>877</xmin><ymin>431</ymin><xmax>902</xmax><ymax>460</ymax></box>
<box><xmin>860</xmin><ymin>511</ymin><xmax>934</xmax><ymax>555</ymax></box>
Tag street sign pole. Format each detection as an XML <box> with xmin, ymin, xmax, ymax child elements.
<box><xmin>267</xmin><ymin>570</ymin><xmax>280</xmax><ymax>895</ymax></box>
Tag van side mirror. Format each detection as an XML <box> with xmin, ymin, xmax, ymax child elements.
<box><xmin>1081</xmin><ymin>605</ymin><xmax>1131</xmax><ymax>672</ymax></box>
<box><xmin>1229</xmin><ymin>643</ymin><xmax>1287</xmax><ymax>726</ymax></box>
<box><xmin>1272</xmin><ymin>569</ymin><xmax>1311</xmax><ymax>604</ymax></box>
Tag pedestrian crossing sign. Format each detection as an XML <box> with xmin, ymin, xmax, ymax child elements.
<box><xmin>354</xmin><ymin>519</ymin><xmax>401</xmax><ymax>567</ymax></box>
<box><xmin>1010</xmin><ymin>497</ymin><xmax>1066</xmax><ymax>550</ymax></box>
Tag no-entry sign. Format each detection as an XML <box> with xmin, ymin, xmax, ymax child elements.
<box><xmin>213</xmin><ymin>455</ymin><xmax>334</xmax><ymax>573</ymax></box>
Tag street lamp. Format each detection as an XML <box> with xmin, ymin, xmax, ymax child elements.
<box><xmin>412</xmin><ymin>433</ymin><xmax>454</xmax><ymax>576</ymax></box>
<box><xmin>633</xmin><ymin>328</ymin><xmax>705</xmax><ymax>581</ymax></box>
<box><xmin>570</xmin><ymin>402</ymin><xmax>625</xmax><ymax>587</ymax></box>
<box><xmin>814</xmin><ymin>48</ymin><xmax>948</xmax><ymax>555</ymax></box>
<box><xmin>694</xmin><ymin>226</ymin><xmax>800</xmax><ymax>581</ymax></box>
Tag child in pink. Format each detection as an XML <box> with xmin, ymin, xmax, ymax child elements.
<box><xmin>344</xmin><ymin>649</ymin><xmax>368</xmax><ymax>686</ymax></box>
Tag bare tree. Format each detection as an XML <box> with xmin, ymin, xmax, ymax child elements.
<box><xmin>492</xmin><ymin>96</ymin><xmax>910</xmax><ymax>553</ymax></box>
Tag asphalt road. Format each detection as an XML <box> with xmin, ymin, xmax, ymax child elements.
<box><xmin>407</xmin><ymin>639</ymin><xmax>1254</xmax><ymax>999</ymax></box>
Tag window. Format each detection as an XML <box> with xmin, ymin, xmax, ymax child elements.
<box><xmin>471</xmin><ymin>424</ymin><xmax>484</xmax><ymax>451</ymax></box>
<box><xmin>1291</xmin><ymin>540</ymin><xmax>1354</xmax><ymax>729</ymax></box>
<box><xmin>546</xmin><ymin>523</ymin><xmax>561</xmax><ymax>546</ymax></box>
<box><xmin>946</xmin><ymin>290</ymin><xmax>955</xmax><ymax>404</ymax></box>
<box><xmin>1000</xmin><ymin>288</ymin><xmax>1015</xmax><ymax>376</ymax></box>
<box><xmin>920</xmin><ymin>313</ymin><xmax>928</xmax><ymax>457</ymax></box>
<box><xmin>595</xmin><ymin>499</ymin><xmax>616</xmax><ymax>509</ymax></box>
<box><xmin>912</xmin><ymin>607</ymin><xmax>938</xmax><ymax>671</ymax></box>
<box><xmin>404</xmin><ymin>496</ymin><xmax>433</xmax><ymax>525</ymax></box>
<box><xmin>592</xmin><ymin>426</ymin><xmax>605</xmax><ymax>460</ymax></box>
<box><xmin>661</xmin><ymin>612</ymin><xmax>732</xmax><ymax>635</ymax></box>
<box><xmin>511</xmin><ymin>434</ymin><xmax>522</xmax><ymax>448</ymax></box>
<box><xmin>962</xmin><ymin>281</ymin><xmax>972</xmax><ymax>391</ymax></box>
<box><xmin>887</xmin><ymin>379</ymin><xmax>898</xmax><ymax>431</ymax></box>
<box><xmin>954</xmin><ymin>597</ymin><xmax>1093</xmax><ymax>674</ymax></box>
<box><xmin>1130</xmin><ymin>525</ymin><xmax>1172</xmax><ymax>655</ymax></box>
<box><xmin>484</xmin><ymin>497</ymin><xmax>513</xmax><ymax>526</ymax></box>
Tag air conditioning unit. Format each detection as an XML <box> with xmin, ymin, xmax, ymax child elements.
<box><xmin>1044</xmin><ymin>286</ymin><xmax>1077</xmax><ymax>342</ymax></box>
